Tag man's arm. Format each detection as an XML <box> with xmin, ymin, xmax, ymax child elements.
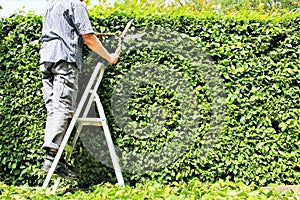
<box><xmin>82</xmin><ymin>33</ymin><xmax>118</xmax><ymax>65</ymax></box>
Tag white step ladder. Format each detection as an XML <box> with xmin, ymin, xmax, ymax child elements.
<box><xmin>41</xmin><ymin>62</ymin><xmax>125</xmax><ymax>193</ymax></box>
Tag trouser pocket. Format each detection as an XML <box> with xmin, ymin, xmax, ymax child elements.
<box><xmin>52</xmin><ymin>62</ymin><xmax>78</xmax><ymax>118</ymax></box>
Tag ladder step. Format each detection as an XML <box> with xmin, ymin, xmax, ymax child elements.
<box><xmin>77</xmin><ymin>118</ymin><xmax>103</xmax><ymax>126</ymax></box>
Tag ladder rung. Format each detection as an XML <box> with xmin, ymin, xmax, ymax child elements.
<box><xmin>77</xmin><ymin>118</ymin><xmax>103</xmax><ymax>126</ymax></box>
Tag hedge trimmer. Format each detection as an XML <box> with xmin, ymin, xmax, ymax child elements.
<box><xmin>96</xmin><ymin>19</ymin><xmax>144</xmax><ymax>56</ymax></box>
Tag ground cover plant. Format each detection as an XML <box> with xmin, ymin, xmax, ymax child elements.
<box><xmin>0</xmin><ymin>1</ymin><xmax>299</xmax><ymax>194</ymax></box>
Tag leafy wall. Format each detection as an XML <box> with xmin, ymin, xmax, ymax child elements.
<box><xmin>0</xmin><ymin>7</ymin><xmax>299</xmax><ymax>187</ymax></box>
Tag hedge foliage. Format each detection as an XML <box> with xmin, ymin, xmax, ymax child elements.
<box><xmin>0</xmin><ymin>4</ymin><xmax>300</xmax><ymax>188</ymax></box>
<box><xmin>0</xmin><ymin>180</ymin><xmax>297</xmax><ymax>200</ymax></box>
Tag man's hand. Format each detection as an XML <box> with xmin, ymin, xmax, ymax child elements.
<box><xmin>109</xmin><ymin>53</ymin><xmax>118</xmax><ymax>65</ymax></box>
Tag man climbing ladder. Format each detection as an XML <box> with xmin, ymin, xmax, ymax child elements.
<box><xmin>39</xmin><ymin>0</ymin><xmax>118</xmax><ymax>179</ymax></box>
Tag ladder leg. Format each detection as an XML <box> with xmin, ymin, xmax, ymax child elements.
<box><xmin>47</xmin><ymin>112</ymin><xmax>87</xmax><ymax>193</ymax></box>
<box><xmin>94</xmin><ymin>92</ymin><xmax>125</xmax><ymax>187</ymax></box>
<box><xmin>42</xmin><ymin>115</ymin><xmax>77</xmax><ymax>190</ymax></box>
<box><xmin>51</xmin><ymin>178</ymin><xmax>61</xmax><ymax>194</ymax></box>
<box><xmin>102</xmin><ymin>121</ymin><xmax>125</xmax><ymax>187</ymax></box>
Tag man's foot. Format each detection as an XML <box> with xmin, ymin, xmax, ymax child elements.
<box><xmin>55</xmin><ymin>162</ymin><xmax>78</xmax><ymax>180</ymax></box>
<box><xmin>41</xmin><ymin>152</ymin><xmax>78</xmax><ymax>180</ymax></box>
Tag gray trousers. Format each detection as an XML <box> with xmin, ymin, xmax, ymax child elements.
<box><xmin>41</xmin><ymin>61</ymin><xmax>78</xmax><ymax>150</ymax></box>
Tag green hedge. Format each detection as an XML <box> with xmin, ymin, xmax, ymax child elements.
<box><xmin>0</xmin><ymin>6</ymin><xmax>300</xmax><ymax>188</ymax></box>
<box><xmin>0</xmin><ymin>180</ymin><xmax>297</xmax><ymax>199</ymax></box>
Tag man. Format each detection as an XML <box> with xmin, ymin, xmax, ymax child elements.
<box><xmin>39</xmin><ymin>0</ymin><xmax>118</xmax><ymax>179</ymax></box>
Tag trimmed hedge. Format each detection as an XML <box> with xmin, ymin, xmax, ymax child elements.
<box><xmin>0</xmin><ymin>180</ymin><xmax>297</xmax><ymax>199</ymax></box>
<box><xmin>0</xmin><ymin>6</ymin><xmax>300</xmax><ymax>188</ymax></box>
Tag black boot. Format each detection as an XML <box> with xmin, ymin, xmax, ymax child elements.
<box><xmin>41</xmin><ymin>151</ymin><xmax>78</xmax><ymax>180</ymax></box>
<box><xmin>55</xmin><ymin>161</ymin><xmax>78</xmax><ymax>180</ymax></box>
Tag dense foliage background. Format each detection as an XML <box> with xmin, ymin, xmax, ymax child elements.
<box><xmin>0</xmin><ymin>2</ymin><xmax>299</xmax><ymax>190</ymax></box>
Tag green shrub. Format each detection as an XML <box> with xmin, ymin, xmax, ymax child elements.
<box><xmin>0</xmin><ymin>5</ymin><xmax>299</xmax><ymax>188</ymax></box>
<box><xmin>0</xmin><ymin>180</ymin><xmax>297</xmax><ymax>199</ymax></box>
<box><xmin>0</xmin><ymin>14</ymin><xmax>45</xmax><ymax>185</ymax></box>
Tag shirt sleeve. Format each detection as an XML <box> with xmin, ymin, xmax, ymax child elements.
<box><xmin>73</xmin><ymin>2</ymin><xmax>94</xmax><ymax>35</ymax></box>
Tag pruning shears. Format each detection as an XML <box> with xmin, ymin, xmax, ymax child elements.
<box><xmin>96</xmin><ymin>19</ymin><xmax>144</xmax><ymax>56</ymax></box>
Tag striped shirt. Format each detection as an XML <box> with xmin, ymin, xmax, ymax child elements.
<box><xmin>39</xmin><ymin>0</ymin><xmax>94</xmax><ymax>70</ymax></box>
